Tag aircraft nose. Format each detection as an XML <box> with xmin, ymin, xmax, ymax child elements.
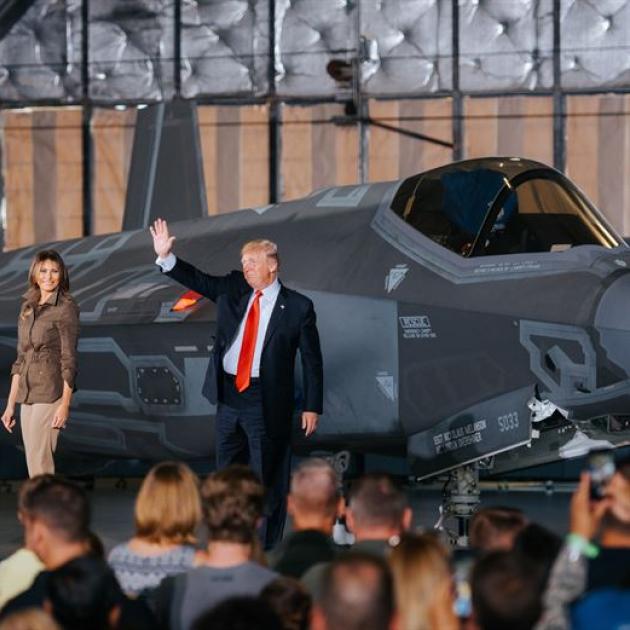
<box><xmin>594</xmin><ymin>272</ymin><xmax>630</xmax><ymax>375</ymax></box>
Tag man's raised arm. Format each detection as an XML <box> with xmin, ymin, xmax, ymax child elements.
<box><xmin>149</xmin><ymin>218</ymin><xmax>247</xmax><ymax>301</ymax></box>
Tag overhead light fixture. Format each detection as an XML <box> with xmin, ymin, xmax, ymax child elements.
<box><xmin>326</xmin><ymin>59</ymin><xmax>353</xmax><ymax>84</ymax></box>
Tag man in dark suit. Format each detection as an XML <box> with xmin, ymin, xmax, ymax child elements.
<box><xmin>150</xmin><ymin>218</ymin><xmax>323</xmax><ymax>548</ymax></box>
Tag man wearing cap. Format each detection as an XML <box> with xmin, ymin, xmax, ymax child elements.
<box><xmin>150</xmin><ymin>219</ymin><xmax>323</xmax><ymax>549</ymax></box>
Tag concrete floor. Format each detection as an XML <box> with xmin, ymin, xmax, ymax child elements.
<box><xmin>0</xmin><ymin>478</ymin><xmax>572</xmax><ymax>560</ymax></box>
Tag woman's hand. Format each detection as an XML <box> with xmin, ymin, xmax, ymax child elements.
<box><xmin>570</xmin><ymin>472</ymin><xmax>611</xmax><ymax>540</ymax></box>
<box><xmin>52</xmin><ymin>403</ymin><xmax>70</xmax><ymax>429</ymax></box>
<box><xmin>1</xmin><ymin>407</ymin><xmax>15</xmax><ymax>433</ymax></box>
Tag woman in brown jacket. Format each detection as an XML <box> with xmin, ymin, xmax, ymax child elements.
<box><xmin>1</xmin><ymin>250</ymin><xmax>79</xmax><ymax>477</ymax></box>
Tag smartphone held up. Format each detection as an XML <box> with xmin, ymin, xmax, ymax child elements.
<box><xmin>587</xmin><ymin>448</ymin><xmax>616</xmax><ymax>501</ymax></box>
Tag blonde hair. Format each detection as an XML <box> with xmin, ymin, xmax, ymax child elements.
<box><xmin>134</xmin><ymin>461</ymin><xmax>201</xmax><ymax>545</ymax></box>
<box><xmin>389</xmin><ymin>533</ymin><xmax>457</xmax><ymax>630</ymax></box>
<box><xmin>0</xmin><ymin>609</ymin><xmax>61</xmax><ymax>630</ymax></box>
<box><xmin>241</xmin><ymin>239</ymin><xmax>280</xmax><ymax>268</ymax></box>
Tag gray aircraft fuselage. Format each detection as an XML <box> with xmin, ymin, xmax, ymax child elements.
<box><xmin>0</xmin><ymin>157</ymin><xmax>629</xmax><ymax>478</ymax></box>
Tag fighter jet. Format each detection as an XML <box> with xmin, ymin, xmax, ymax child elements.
<box><xmin>1</xmin><ymin>156</ymin><xmax>629</xmax><ymax>483</ymax></box>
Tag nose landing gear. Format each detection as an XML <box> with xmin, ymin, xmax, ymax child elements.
<box><xmin>435</xmin><ymin>464</ymin><xmax>480</xmax><ymax>547</ymax></box>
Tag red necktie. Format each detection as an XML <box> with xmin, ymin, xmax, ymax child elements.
<box><xmin>235</xmin><ymin>290</ymin><xmax>263</xmax><ymax>392</ymax></box>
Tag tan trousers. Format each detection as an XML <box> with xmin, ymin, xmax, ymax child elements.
<box><xmin>20</xmin><ymin>399</ymin><xmax>60</xmax><ymax>477</ymax></box>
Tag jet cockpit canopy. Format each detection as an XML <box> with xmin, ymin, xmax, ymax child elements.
<box><xmin>390</xmin><ymin>157</ymin><xmax>624</xmax><ymax>257</ymax></box>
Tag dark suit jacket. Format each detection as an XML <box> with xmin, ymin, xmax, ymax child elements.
<box><xmin>165</xmin><ymin>258</ymin><xmax>323</xmax><ymax>439</ymax></box>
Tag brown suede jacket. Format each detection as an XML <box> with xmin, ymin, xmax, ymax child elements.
<box><xmin>11</xmin><ymin>288</ymin><xmax>80</xmax><ymax>404</ymax></box>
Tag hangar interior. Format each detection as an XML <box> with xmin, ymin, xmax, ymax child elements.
<box><xmin>0</xmin><ymin>0</ymin><xmax>630</xmax><ymax>555</ymax></box>
<box><xmin>0</xmin><ymin>0</ymin><xmax>629</xmax><ymax>252</ymax></box>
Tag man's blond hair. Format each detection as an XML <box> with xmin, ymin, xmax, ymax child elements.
<box><xmin>241</xmin><ymin>239</ymin><xmax>280</xmax><ymax>268</ymax></box>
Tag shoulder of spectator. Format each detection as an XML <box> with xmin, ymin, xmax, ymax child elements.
<box><xmin>120</xmin><ymin>592</ymin><xmax>160</xmax><ymax>630</ymax></box>
<box><xmin>300</xmin><ymin>561</ymin><xmax>329</xmax><ymax>600</ymax></box>
<box><xmin>0</xmin><ymin>570</ymin><xmax>49</xmax><ymax>618</ymax></box>
<box><xmin>107</xmin><ymin>542</ymin><xmax>127</xmax><ymax>561</ymax></box>
<box><xmin>142</xmin><ymin>574</ymin><xmax>176</xmax><ymax>617</ymax></box>
<box><xmin>0</xmin><ymin>548</ymin><xmax>44</xmax><ymax>571</ymax></box>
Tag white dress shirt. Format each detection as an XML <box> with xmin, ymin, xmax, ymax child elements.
<box><xmin>222</xmin><ymin>278</ymin><xmax>280</xmax><ymax>377</ymax></box>
<box><xmin>156</xmin><ymin>254</ymin><xmax>281</xmax><ymax>377</ymax></box>
<box><xmin>156</xmin><ymin>252</ymin><xmax>177</xmax><ymax>272</ymax></box>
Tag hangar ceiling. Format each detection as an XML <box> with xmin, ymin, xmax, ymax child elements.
<box><xmin>0</xmin><ymin>0</ymin><xmax>37</xmax><ymax>43</ymax></box>
<box><xmin>0</xmin><ymin>1</ymin><xmax>628</xmax><ymax>250</ymax></box>
<box><xmin>0</xmin><ymin>0</ymin><xmax>628</xmax><ymax>103</ymax></box>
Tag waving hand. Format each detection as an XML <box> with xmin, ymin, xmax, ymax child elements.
<box><xmin>149</xmin><ymin>218</ymin><xmax>176</xmax><ymax>259</ymax></box>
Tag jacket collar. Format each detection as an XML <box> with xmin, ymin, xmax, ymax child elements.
<box><xmin>237</xmin><ymin>279</ymin><xmax>284</xmax><ymax>316</ymax></box>
<box><xmin>22</xmin><ymin>287</ymin><xmax>61</xmax><ymax>308</ymax></box>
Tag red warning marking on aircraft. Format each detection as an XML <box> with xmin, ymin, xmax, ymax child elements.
<box><xmin>171</xmin><ymin>290</ymin><xmax>203</xmax><ymax>312</ymax></box>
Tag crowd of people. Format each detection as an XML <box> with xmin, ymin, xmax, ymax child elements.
<box><xmin>0</xmin><ymin>456</ymin><xmax>629</xmax><ymax>630</ymax></box>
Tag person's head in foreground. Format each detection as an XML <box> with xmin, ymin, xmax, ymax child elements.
<box><xmin>311</xmin><ymin>552</ymin><xmax>395</xmax><ymax>630</ymax></box>
<box><xmin>19</xmin><ymin>475</ymin><xmax>90</xmax><ymax>568</ymax></box>
<box><xmin>471</xmin><ymin>550</ymin><xmax>543</xmax><ymax>630</ymax></box>
<box><xmin>512</xmin><ymin>522</ymin><xmax>562</xmax><ymax>587</ymax></box>
<box><xmin>201</xmin><ymin>465</ymin><xmax>264</xmax><ymax>547</ymax></box>
<box><xmin>346</xmin><ymin>474</ymin><xmax>411</xmax><ymax>542</ymax></box>
<box><xmin>287</xmin><ymin>458</ymin><xmax>341</xmax><ymax>534</ymax></box>
<box><xmin>261</xmin><ymin>576</ymin><xmax>312</xmax><ymax>630</ymax></box>
<box><xmin>134</xmin><ymin>460</ymin><xmax>202</xmax><ymax>546</ymax></box>
<box><xmin>389</xmin><ymin>533</ymin><xmax>458</xmax><ymax>630</ymax></box>
<box><xmin>44</xmin><ymin>555</ymin><xmax>123</xmax><ymax>630</ymax></box>
<box><xmin>468</xmin><ymin>506</ymin><xmax>527</xmax><ymax>552</ymax></box>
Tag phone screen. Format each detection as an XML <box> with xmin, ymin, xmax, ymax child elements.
<box><xmin>588</xmin><ymin>449</ymin><xmax>615</xmax><ymax>500</ymax></box>
<box><xmin>453</xmin><ymin>555</ymin><xmax>473</xmax><ymax>618</ymax></box>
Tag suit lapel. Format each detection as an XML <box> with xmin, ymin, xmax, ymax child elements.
<box><xmin>263</xmin><ymin>287</ymin><xmax>287</xmax><ymax>351</ymax></box>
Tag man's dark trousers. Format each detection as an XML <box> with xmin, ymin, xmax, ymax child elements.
<box><xmin>217</xmin><ymin>373</ymin><xmax>291</xmax><ymax>549</ymax></box>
